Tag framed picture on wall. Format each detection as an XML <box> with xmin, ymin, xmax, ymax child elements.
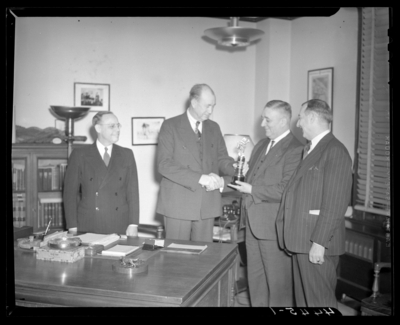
<box><xmin>307</xmin><ymin>67</ymin><xmax>333</xmax><ymax>110</ymax></box>
<box><xmin>74</xmin><ymin>82</ymin><xmax>110</xmax><ymax>112</ymax></box>
<box><xmin>131</xmin><ymin>117</ymin><xmax>165</xmax><ymax>145</ymax></box>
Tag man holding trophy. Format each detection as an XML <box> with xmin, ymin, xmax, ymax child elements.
<box><xmin>229</xmin><ymin>100</ymin><xmax>303</xmax><ymax>307</ymax></box>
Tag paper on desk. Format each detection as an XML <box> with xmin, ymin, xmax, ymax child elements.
<box><xmin>168</xmin><ymin>243</ymin><xmax>207</xmax><ymax>250</ymax></box>
<box><xmin>161</xmin><ymin>243</ymin><xmax>208</xmax><ymax>255</ymax></box>
<box><xmin>153</xmin><ymin>239</ymin><xmax>164</xmax><ymax>246</ymax></box>
<box><xmin>75</xmin><ymin>233</ymin><xmax>120</xmax><ymax>246</ymax></box>
<box><xmin>101</xmin><ymin>245</ymin><xmax>139</xmax><ymax>257</ymax></box>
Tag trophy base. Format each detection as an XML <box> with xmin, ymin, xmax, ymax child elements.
<box><xmin>231</xmin><ymin>176</ymin><xmax>245</xmax><ymax>185</ymax></box>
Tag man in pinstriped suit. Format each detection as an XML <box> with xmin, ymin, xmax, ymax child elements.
<box><xmin>276</xmin><ymin>99</ymin><xmax>353</xmax><ymax>308</ymax></box>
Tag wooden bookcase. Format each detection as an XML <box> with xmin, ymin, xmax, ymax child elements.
<box><xmin>11</xmin><ymin>143</ymin><xmax>87</xmax><ymax>233</ymax></box>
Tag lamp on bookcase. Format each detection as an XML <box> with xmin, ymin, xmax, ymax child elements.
<box><xmin>50</xmin><ymin>106</ymin><xmax>90</xmax><ymax>157</ymax></box>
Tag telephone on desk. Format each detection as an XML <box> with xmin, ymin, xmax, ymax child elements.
<box><xmin>219</xmin><ymin>204</ymin><xmax>239</xmax><ymax>224</ymax></box>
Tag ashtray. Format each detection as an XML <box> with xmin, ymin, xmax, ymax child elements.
<box><xmin>48</xmin><ymin>237</ymin><xmax>82</xmax><ymax>250</ymax></box>
<box><xmin>112</xmin><ymin>257</ymin><xmax>148</xmax><ymax>275</ymax></box>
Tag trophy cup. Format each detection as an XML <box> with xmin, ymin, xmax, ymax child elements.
<box><xmin>231</xmin><ymin>138</ymin><xmax>250</xmax><ymax>185</ymax></box>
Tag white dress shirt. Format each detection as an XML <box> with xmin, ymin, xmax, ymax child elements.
<box><xmin>96</xmin><ymin>140</ymin><xmax>113</xmax><ymax>158</ymax></box>
<box><xmin>266</xmin><ymin>129</ymin><xmax>290</xmax><ymax>154</ymax></box>
<box><xmin>308</xmin><ymin>130</ymin><xmax>330</xmax><ymax>154</ymax></box>
<box><xmin>187</xmin><ymin>110</ymin><xmax>202</xmax><ymax>134</ymax></box>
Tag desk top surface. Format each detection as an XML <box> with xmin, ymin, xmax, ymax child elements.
<box><xmin>14</xmin><ymin>237</ymin><xmax>237</xmax><ymax>306</ymax></box>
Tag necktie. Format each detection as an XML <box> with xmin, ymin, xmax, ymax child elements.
<box><xmin>103</xmin><ymin>147</ymin><xmax>110</xmax><ymax>166</ymax></box>
<box><xmin>265</xmin><ymin>140</ymin><xmax>275</xmax><ymax>155</ymax></box>
<box><xmin>195</xmin><ymin>121</ymin><xmax>201</xmax><ymax>139</ymax></box>
<box><xmin>303</xmin><ymin>142</ymin><xmax>311</xmax><ymax>160</ymax></box>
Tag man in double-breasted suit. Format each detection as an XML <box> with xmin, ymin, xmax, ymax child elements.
<box><xmin>156</xmin><ymin>84</ymin><xmax>235</xmax><ymax>242</ymax></box>
<box><xmin>229</xmin><ymin>100</ymin><xmax>303</xmax><ymax>307</ymax></box>
<box><xmin>63</xmin><ymin>112</ymin><xmax>139</xmax><ymax>235</ymax></box>
<box><xmin>276</xmin><ymin>99</ymin><xmax>353</xmax><ymax>308</ymax></box>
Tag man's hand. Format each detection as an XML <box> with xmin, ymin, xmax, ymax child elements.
<box><xmin>206</xmin><ymin>173</ymin><xmax>224</xmax><ymax>191</ymax></box>
<box><xmin>309</xmin><ymin>242</ymin><xmax>325</xmax><ymax>265</ymax></box>
<box><xmin>227</xmin><ymin>180</ymin><xmax>252</xmax><ymax>194</ymax></box>
<box><xmin>68</xmin><ymin>227</ymin><xmax>78</xmax><ymax>234</ymax></box>
<box><xmin>199</xmin><ymin>173</ymin><xmax>223</xmax><ymax>191</ymax></box>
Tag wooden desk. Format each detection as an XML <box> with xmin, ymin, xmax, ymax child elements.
<box><xmin>14</xmin><ymin>237</ymin><xmax>238</xmax><ymax>307</ymax></box>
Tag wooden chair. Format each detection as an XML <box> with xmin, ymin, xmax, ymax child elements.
<box><xmin>361</xmin><ymin>262</ymin><xmax>392</xmax><ymax>316</ymax></box>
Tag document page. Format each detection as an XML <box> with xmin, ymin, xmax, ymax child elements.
<box><xmin>75</xmin><ymin>233</ymin><xmax>120</xmax><ymax>246</ymax></box>
<box><xmin>161</xmin><ymin>243</ymin><xmax>208</xmax><ymax>254</ymax></box>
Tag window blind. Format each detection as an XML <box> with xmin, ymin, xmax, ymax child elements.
<box><xmin>354</xmin><ymin>7</ymin><xmax>390</xmax><ymax>216</ymax></box>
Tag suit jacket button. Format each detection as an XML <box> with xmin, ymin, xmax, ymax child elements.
<box><xmin>96</xmin><ymin>207</ymin><xmax>99</xmax><ymax>211</ymax></box>
<box><xmin>115</xmin><ymin>192</ymin><xmax>118</xmax><ymax>196</ymax></box>
<box><xmin>116</xmin><ymin>207</ymin><xmax>118</xmax><ymax>210</ymax></box>
<box><xmin>90</xmin><ymin>178</ymin><xmax>93</xmax><ymax>181</ymax></box>
<box><xmin>96</xmin><ymin>192</ymin><xmax>98</xmax><ymax>196</ymax></box>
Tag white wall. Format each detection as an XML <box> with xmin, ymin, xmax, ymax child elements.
<box><xmin>13</xmin><ymin>12</ymin><xmax>359</xmax><ymax>225</ymax></box>
<box><xmin>289</xmin><ymin>8</ymin><xmax>359</xmax><ymax>162</ymax></box>
<box><xmin>13</xmin><ymin>17</ymin><xmax>257</xmax><ymax>225</ymax></box>
<box><xmin>254</xmin><ymin>19</ymin><xmax>292</xmax><ymax>144</ymax></box>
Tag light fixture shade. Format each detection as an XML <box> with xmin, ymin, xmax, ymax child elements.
<box><xmin>204</xmin><ymin>17</ymin><xmax>264</xmax><ymax>47</ymax></box>
<box><xmin>224</xmin><ymin>134</ymin><xmax>255</xmax><ymax>162</ymax></box>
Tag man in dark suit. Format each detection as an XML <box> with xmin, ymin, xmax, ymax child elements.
<box><xmin>229</xmin><ymin>100</ymin><xmax>303</xmax><ymax>307</ymax></box>
<box><xmin>63</xmin><ymin>111</ymin><xmax>139</xmax><ymax>235</ymax></box>
<box><xmin>156</xmin><ymin>84</ymin><xmax>235</xmax><ymax>242</ymax></box>
<box><xmin>276</xmin><ymin>99</ymin><xmax>353</xmax><ymax>308</ymax></box>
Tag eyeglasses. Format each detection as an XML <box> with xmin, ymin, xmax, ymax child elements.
<box><xmin>98</xmin><ymin>123</ymin><xmax>122</xmax><ymax>130</ymax></box>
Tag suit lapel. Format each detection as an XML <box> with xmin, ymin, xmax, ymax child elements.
<box><xmin>177</xmin><ymin>113</ymin><xmax>202</xmax><ymax>166</ymax></box>
<box><xmin>287</xmin><ymin>132</ymin><xmax>333</xmax><ymax>187</ymax></box>
<box><xmin>86</xmin><ymin>143</ymin><xmax>109</xmax><ymax>188</ymax></box>
<box><xmin>202</xmin><ymin>120</ymin><xmax>214</xmax><ymax>169</ymax></box>
<box><xmin>248</xmin><ymin>134</ymin><xmax>293</xmax><ymax>183</ymax></box>
<box><xmin>101</xmin><ymin>145</ymin><xmax>124</xmax><ymax>188</ymax></box>
<box><xmin>247</xmin><ymin>139</ymin><xmax>270</xmax><ymax>183</ymax></box>
<box><xmin>263</xmin><ymin>133</ymin><xmax>292</xmax><ymax>169</ymax></box>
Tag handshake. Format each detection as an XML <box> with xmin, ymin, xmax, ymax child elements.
<box><xmin>199</xmin><ymin>173</ymin><xmax>224</xmax><ymax>192</ymax></box>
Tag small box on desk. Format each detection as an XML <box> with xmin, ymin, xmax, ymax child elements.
<box><xmin>35</xmin><ymin>246</ymin><xmax>85</xmax><ymax>263</ymax></box>
<box><xmin>13</xmin><ymin>226</ymin><xmax>33</xmax><ymax>240</ymax></box>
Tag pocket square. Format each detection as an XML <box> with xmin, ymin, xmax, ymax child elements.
<box><xmin>309</xmin><ymin>210</ymin><xmax>320</xmax><ymax>215</ymax></box>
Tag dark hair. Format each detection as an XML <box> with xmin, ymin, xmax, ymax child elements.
<box><xmin>265</xmin><ymin>100</ymin><xmax>292</xmax><ymax>120</ymax></box>
<box><xmin>302</xmin><ymin>99</ymin><xmax>332</xmax><ymax>123</ymax></box>
<box><xmin>92</xmin><ymin>111</ymin><xmax>115</xmax><ymax>127</ymax></box>
<box><xmin>189</xmin><ymin>84</ymin><xmax>215</xmax><ymax>101</ymax></box>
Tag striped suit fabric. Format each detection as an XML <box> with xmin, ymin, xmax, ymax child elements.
<box><xmin>276</xmin><ymin>132</ymin><xmax>353</xmax><ymax>308</ymax></box>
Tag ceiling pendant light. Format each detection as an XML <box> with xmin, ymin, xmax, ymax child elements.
<box><xmin>204</xmin><ymin>17</ymin><xmax>264</xmax><ymax>47</ymax></box>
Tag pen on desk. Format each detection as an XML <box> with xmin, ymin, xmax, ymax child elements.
<box><xmin>44</xmin><ymin>217</ymin><xmax>52</xmax><ymax>236</ymax></box>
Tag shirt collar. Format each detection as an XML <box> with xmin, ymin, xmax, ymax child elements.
<box><xmin>96</xmin><ymin>139</ymin><xmax>113</xmax><ymax>157</ymax></box>
<box><xmin>187</xmin><ymin>109</ymin><xmax>202</xmax><ymax>133</ymax></box>
<box><xmin>270</xmin><ymin>129</ymin><xmax>290</xmax><ymax>145</ymax></box>
<box><xmin>309</xmin><ymin>129</ymin><xmax>330</xmax><ymax>152</ymax></box>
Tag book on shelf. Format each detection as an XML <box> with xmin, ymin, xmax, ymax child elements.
<box><xmin>38</xmin><ymin>163</ymin><xmax>67</xmax><ymax>191</ymax></box>
<box><xmin>101</xmin><ymin>245</ymin><xmax>139</xmax><ymax>257</ymax></box>
<box><xmin>13</xmin><ymin>193</ymin><xmax>26</xmax><ymax>228</ymax></box>
<box><xmin>59</xmin><ymin>163</ymin><xmax>67</xmax><ymax>190</ymax></box>
<box><xmin>12</xmin><ymin>162</ymin><xmax>25</xmax><ymax>191</ymax></box>
<box><xmin>37</xmin><ymin>192</ymin><xmax>64</xmax><ymax>229</ymax></box>
<box><xmin>161</xmin><ymin>243</ymin><xmax>208</xmax><ymax>255</ymax></box>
